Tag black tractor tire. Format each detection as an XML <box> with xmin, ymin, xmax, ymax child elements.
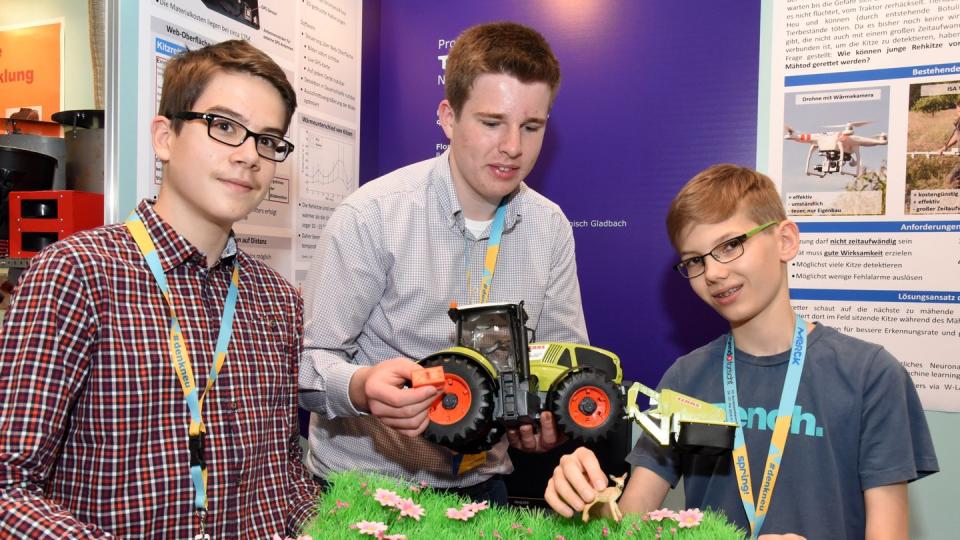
<box><xmin>549</xmin><ymin>370</ymin><xmax>623</xmax><ymax>443</ymax></box>
<box><xmin>421</xmin><ymin>354</ymin><xmax>496</xmax><ymax>451</ymax></box>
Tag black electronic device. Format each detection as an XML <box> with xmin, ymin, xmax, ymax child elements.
<box><xmin>201</xmin><ymin>0</ymin><xmax>261</xmax><ymax>30</ymax></box>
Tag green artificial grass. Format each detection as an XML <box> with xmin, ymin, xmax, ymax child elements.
<box><xmin>302</xmin><ymin>471</ymin><xmax>746</xmax><ymax>540</ymax></box>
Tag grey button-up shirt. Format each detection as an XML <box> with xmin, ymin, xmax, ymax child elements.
<box><xmin>299</xmin><ymin>151</ymin><xmax>588</xmax><ymax>487</ymax></box>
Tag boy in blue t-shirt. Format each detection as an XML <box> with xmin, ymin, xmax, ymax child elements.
<box><xmin>544</xmin><ymin>164</ymin><xmax>939</xmax><ymax>539</ymax></box>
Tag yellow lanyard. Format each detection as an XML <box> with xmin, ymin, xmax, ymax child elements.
<box><xmin>464</xmin><ymin>200</ymin><xmax>507</xmax><ymax>303</ymax></box>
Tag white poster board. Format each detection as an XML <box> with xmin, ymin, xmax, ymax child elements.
<box><xmin>760</xmin><ymin>0</ymin><xmax>960</xmax><ymax>411</ymax></box>
<box><xmin>135</xmin><ymin>0</ymin><xmax>362</xmax><ymax>284</ymax></box>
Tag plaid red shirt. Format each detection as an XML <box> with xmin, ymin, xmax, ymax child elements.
<box><xmin>0</xmin><ymin>200</ymin><xmax>318</xmax><ymax>538</ymax></box>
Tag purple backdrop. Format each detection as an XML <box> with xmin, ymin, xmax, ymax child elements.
<box><xmin>359</xmin><ymin>0</ymin><xmax>761</xmax><ymax>386</ymax></box>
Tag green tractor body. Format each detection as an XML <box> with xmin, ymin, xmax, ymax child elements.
<box><xmin>420</xmin><ymin>301</ymin><xmax>624</xmax><ymax>453</ymax></box>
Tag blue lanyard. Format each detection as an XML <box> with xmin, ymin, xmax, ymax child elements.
<box><xmin>125</xmin><ymin>213</ymin><xmax>239</xmax><ymax>516</ymax></box>
<box><xmin>479</xmin><ymin>201</ymin><xmax>508</xmax><ymax>304</ymax></box>
<box><xmin>464</xmin><ymin>199</ymin><xmax>508</xmax><ymax>304</ymax></box>
<box><xmin>722</xmin><ymin>315</ymin><xmax>807</xmax><ymax>539</ymax></box>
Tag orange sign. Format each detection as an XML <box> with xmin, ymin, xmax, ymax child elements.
<box><xmin>0</xmin><ymin>21</ymin><xmax>62</xmax><ymax>135</ymax></box>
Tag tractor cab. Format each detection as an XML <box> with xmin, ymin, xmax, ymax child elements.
<box><xmin>450</xmin><ymin>302</ymin><xmax>539</xmax><ymax>428</ymax></box>
<box><xmin>451</xmin><ymin>302</ymin><xmax>529</xmax><ymax>377</ymax></box>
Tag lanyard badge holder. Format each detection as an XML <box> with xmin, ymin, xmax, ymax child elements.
<box><xmin>192</xmin><ymin>436</ymin><xmax>209</xmax><ymax>540</ymax></box>
<box><xmin>126</xmin><ymin>214</ymin><xmax>238</xmax><ymax>540</ymax></box>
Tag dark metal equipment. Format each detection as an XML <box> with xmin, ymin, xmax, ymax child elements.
<box><xmin>52</xmin><ymin>110</ymin><xmax>105</xmax><ymax>194</ymax></box>
<box><xmin>0</xmin><ymin>147</ymin><xmax>58</xmax><ymax>256</ymax></box>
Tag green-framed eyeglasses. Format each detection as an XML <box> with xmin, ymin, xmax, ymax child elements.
<box><xmin>673</xmin><ymin>221</ymin><xmax>779</xmax><ymax>279</ymax></box>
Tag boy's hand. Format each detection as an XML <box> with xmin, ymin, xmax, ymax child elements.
<box><xmin>506</xmin><ymin>411</ymin><xmax>567</xmax><ymax>453</ymax></box>
<box><xmin>544</xmin><ymin>447</ymin><xmax>609</xmax><ymax>518</ymax></box>
<box><xmin>759</xmin><ymin>535</ymin><xmax>806</xmax><ymax>540</ymax></box>
<box><xmin>350</xmin><ymin>357</ymin><xmax>438</xmax><ymax>436</ymax></box>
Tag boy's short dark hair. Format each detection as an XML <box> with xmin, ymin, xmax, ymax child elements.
<box><xmin>444</xmin><ymin>21</ymin><xmax>561</xmax><ymax>117</ymax></box>
<box><xmin>158</xmin><ymin>39</ymin><xmax>297</xmax><ymax>133</ymax></box>
<box><xmin>666</xmin><ymin>164</ymin><xmax>787</xmax><ymax>250</ymax></box>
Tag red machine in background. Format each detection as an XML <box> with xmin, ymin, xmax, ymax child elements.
<box><xmin>8</xmin><ymin>190</ymin><xmax>104</xmax><ymax>258</ymax></box>
<box><xmin>1</xmin><ymin>110</ymin><xmax>104</xmax><ymax>260</ymax></box>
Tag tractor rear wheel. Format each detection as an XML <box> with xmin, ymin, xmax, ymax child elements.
<box><xmin>550</xmin><ymin>370</ymin><xmax>622</xmax><ymax>442</ymax></box>
<box><xmin>421</xmin><ymin>355</ymin><xmax>495</xmax><ymax>451</ymax></box>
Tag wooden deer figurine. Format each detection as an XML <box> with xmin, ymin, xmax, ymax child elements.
<box><xmin>581</xmin><ymin>473</ymin><xmax>628</xmax><ymax>523</ymax></box>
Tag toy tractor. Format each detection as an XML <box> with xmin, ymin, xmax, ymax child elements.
<box><xmin>418</xmin><ymin>301</ymin><xmax>624</xmax><ymax>453</ymax></box>
<box><xmin>624</xmin><ymin>381</ymin><xmax>737</xmax><ymax>454</ymax></box>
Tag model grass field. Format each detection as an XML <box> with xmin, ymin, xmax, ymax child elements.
<box><xmin>300</xmin><ymin>302</ymin><xmax>746</xmax><ymax>538</ymax></box>
<box><xmin>302</xmin><ymin>470</ymin><xmax>746</xmax><ymax>540</ymax></box>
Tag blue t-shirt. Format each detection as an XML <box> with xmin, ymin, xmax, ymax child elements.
<box><xmin>627</xmin><ymin>324</ymin><xmax>939</xmax><ymax>540</ymax></box>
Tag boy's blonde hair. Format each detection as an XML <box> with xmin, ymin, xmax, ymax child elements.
<box><xmin>666</xmin><ymin>164</ymin><xmax>786</xmax><ymax>250</ymax></box>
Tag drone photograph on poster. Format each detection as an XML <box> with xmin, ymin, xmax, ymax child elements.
<box><xmin>782</xmin><ymin>86</ymin><xmax>890</xmax><ymax>217</ymax></box>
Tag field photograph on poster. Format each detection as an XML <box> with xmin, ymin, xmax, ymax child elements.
<box><xmin>781</xmin><ymin>87</ymin><xmax>890</xmax><ymax>216</ymax></box>
<box><xmin>906</xmin><ymin>82</ymin><xmax>960</xmax><ymax>215</ymax></box>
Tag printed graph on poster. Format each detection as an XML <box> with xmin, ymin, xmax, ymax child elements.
<box><xmin>782</xmin><ymin>87</ymin><xmax>890</xmax><ymax>217</ymax></box>
<box><xmin>905</xmin><ymin>81</ymin><xmax>960</xmax><ymax>216</ymax></box>
<box><xmin>298</xmin><ymin>114</ymin><xmax>355</xmax><ymax>205</ymax></box>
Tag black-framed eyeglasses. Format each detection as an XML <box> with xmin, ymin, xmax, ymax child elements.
<box><xmin>172</xmin><ymin>111</ymin><xmax>295</xmax><ymax>162</ymax></box>
<box><xmin>673</xmin><ymin>221</ymin><xmax>778</xmax><ymax>279</ymax></box>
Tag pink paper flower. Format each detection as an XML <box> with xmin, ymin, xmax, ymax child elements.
<box><xmin>463</xmin><ymin>501</ymin><xmax>489</xmax><ymax>514</ymax></box>
<box><xmin>397</xmin><ymin>498</ymin><xmax>425</xmax><ymax>521</ymax></box>
<box><xmin>647</xmin><ymin>508</ymin><xmax>677</xmax><ymax>522</ymax></box>
<box><xmin>445</xmin><ymin>507</ymin><xmax>475</xmax><ymax>521</ymax></box>
<box><xmin>353</xmin><ymin>521</ymin><xmax>388</xmax><ymax>536</ymax></box>
<box><xmin>383</xmin><ymin>535</ymin><xmax>407</xmax><ymax>540</ymax></box>
<box><xmin>602</xmin><ymin>526</ymin><xmax>609</xmax><ymax>536</ymax></box>
<box><xmin>374</xmin><ymin>488</ymin><xmax>403</xmax><ymax>508</ymax></box>
<box><xmin>676</xmin><ymin>508</ymin><xmax>704</xmax><ymax>528</ymax></box>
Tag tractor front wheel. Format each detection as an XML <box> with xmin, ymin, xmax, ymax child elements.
<box><xmin>550</xmin><ymin>370</ymin><xmax>622</xmax><ymax>443</ymax></box>
<box><xmin>421</xmin><ymin>355</ymin><xmax>495</xmax><ymax>451</ymax></box>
